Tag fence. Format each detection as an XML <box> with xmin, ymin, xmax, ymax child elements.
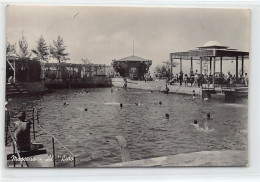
<box><xmin>41</xmin><ymin>63</ymin><xmax>107</xmax><ymax>80</ymax></box>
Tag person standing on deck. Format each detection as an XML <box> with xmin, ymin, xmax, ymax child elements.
<box><xmin>179</xmin><ymin>71</ymin><xmax>183</xmax><ymax>86</ymax></box>
<box><xmin>245</xmin><ymin>73</ymin><xmax>249</xmax><ymax>87</ymax></box>
<box><xmin>184</xmin><ymin>74</ymin><xmax>188</xmax><ymax>86</ymax></box>
<box><xmin>229</xmin><ymin>75</ymin><xmax>234</xmax><ymax>89</ymax></box>
<box><xmin>190</xmin><ymin>71</ymin><xmax>194</xmax><ymax>87</ymax></box>
<box><xmin>14</xmin><ymin>111</ymin><xmax>32</xmax><ymax>151</ymax></box>
<box><xmin>194</xmin><ymin>73</ymin><xmax>198</xmax><ymax>86</ymax></box>
<box><xmin>226</xmin><ymin>72</ymin><xmax>232</xmax><ymax>84</ymax></box>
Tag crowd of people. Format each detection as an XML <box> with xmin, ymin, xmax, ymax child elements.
<box><xmin>168</xmin><ymin>70</ymin><xmax>249</xmax><ymax>87</ymax></box>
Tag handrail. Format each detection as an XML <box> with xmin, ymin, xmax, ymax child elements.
<box><xmin>37</xmin><ymin>125</ymin><xmax>75</xmax><ymax>157</ymax></box>
<box><xmin>32</xmin><ymin>108</ymin><xmax>76</xmax><ymax>167</ymax></box>
<box><xmin>8</xmin><ymin>126</ymin><xmax>28</xmax><ymax>167</ymax></box>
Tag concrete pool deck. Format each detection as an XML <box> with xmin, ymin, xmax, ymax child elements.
<box><xmin>106</xmin><ymin>150</ymin><xmax>247</xmax><ymax>167</ymax></box>
<box><xmin>112</xmin><ymin>78</ymin><xmax>201</xmax><ymax>95</ymax></box>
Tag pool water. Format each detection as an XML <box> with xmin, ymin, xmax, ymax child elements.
<box><xmin>7</xmin><ymin>87</ymin><xmax>248</xmax><ymax>167</ymax></box>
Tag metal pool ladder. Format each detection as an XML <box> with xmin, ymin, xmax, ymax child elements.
<box><xmin>32</xmin><ymin>108</ymin><xmax>77</xmax><ymax>167</ymax></box>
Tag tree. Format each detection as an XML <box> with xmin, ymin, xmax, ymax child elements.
<box><xmin>154</xmin><ymin>60</ymin><xmax>178</xmax><ymax>78</ymax></box>
<box><xmin>17</xmin><ymin>33</ymin><xmax>31</xmax><ymax>58</ymax></box>
<box><xmin>82</xmin><ymin>57</ymin><xmax>90</xmax><ymax>64</ymax></box>
<box><xmin>6</xmin><ymin>42</ymin><xmax>16</xmax><ymax>56</ymax></box>
<box><xmin>112</xmin><ymin>60</ymin><xmax>128</xmax><ymax>77</ymax></box>
<box><xmin>137</xmin><ymin>61</ymin><xmax>152</xmax><ymax>79</ymax></box>
<box><xmin>49</xmin><ymin>35</ymin><xmax>70</xmax><ymax>63</ymax></box>
<box><xmin>32</xmin><ymin>35</ymin><xmax>49</xmax><ymax>62</ymax></box>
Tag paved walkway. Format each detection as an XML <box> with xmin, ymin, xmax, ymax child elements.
<box><xmin>106</xmin><ymin>150</ymin><xmax>247</xmax><ymax>167</ymax></box>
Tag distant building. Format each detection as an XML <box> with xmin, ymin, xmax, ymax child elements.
<box><xmin>112</xmin><ymin>55</ymin><xmax>152</xmax><ymax>80</ymax></box>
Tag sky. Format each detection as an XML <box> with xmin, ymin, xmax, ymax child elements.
<box><xmin>6</xmin><ymin>5</ymin><xmax>250</xmax><ymax>74</ymax></box>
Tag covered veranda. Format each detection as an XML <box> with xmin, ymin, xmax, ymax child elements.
<box><xmin>169</xmin><ymin>41</ymin><xmax>249</xmax><ymax>90</ymax></box>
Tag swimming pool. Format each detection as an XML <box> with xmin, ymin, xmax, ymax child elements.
<box><xmin>7</xmin><ymin>87</ymin><xmax>248</xmax><ymax>167</ymax></box>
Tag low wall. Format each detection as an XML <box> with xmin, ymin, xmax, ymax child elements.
<box><xmin>112</xmin><ymin>78</ymin><xmax>201</xmax><ymax>95</ymax></box>
<box><xmin>44</xmin><ymin>76</ymin><xmax>112</xmax><ymax>89</ymax></box>
<box><xmin>21</xmin><ymin>82</ymin><xmax>48</xmax><ymax>95</ymax></box>
<box><xmin>112</xmin><ymin>77</ymin><xmax>166</xmax><ymax>91</ymax></box>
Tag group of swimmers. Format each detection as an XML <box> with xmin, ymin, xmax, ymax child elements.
<box><xmin>63</xmin><ymin>89</ymin><xmax>90</xmax><ymax>110</ymax></box>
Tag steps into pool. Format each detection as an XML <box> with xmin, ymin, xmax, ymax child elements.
<box><xmin>6</xmin><ymin>83</ymin><xmax>29</xmax><ymax>96</ymax></box>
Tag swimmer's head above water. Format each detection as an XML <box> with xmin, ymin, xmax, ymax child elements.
<box><xmin>207</xmin><ymin>112</ymin><xmax>210</xmax><ymax>119</ymax></box>
<box><xmin>193</xmin><ymin>120</ymin><xmax>198</xmax><ymax>124</ymax></box>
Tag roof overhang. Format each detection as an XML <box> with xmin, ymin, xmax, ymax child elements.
<box><xmin>170</xmin><ymin>49</ymin><xmax>249</xmax><ymax>60</ymax></box>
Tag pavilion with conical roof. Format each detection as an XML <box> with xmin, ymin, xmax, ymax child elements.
<box><xmin>112</xmin><ymin>54</ymin><xmax>152</xmax><ymax>80</ymax></box>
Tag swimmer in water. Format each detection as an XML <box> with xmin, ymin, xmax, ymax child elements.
<box><xmin>207</xmin><ymin>112</ymin><xmax>211</xmax><ymax>119</ymax></box>
<box><xmin>203</xmin><ymin>112</ymin><xmax>212</xmax><ymax>130</ymax></box>
<box><xmin>192</xmin><ymin>120</ymin><xmax>204</xmax><ymax>130</ymax></box>
<box><xmin>120</xmin><ymin>103</ymin><xmax>123</xmax><ymax>108</ymax></box>
<box><xmin>111</xmin><ymin>89</ymin><xmax>113</xmax><ymax>93</ymax></box>
<box><xmin>192</xmin><ymin>118</ymin><xmax>214</xmax><ymax>132</ymax></box>
<box><xmin>159</xmin><ymin>101</ymin><xmax>162</xmax><ymax>105</ymax></box>
<box><xmin>192</xmin><ymin>90</ymin><xmax>196</xmax><ymax>99</ymax></box>
<box><xmin>63</xmin><ymin>102</ymin><xmax>69</xmax><ymax>106</ymax></box>
<box><xmin>165</xmin><ymin>113</ymin><xmax>169</xmax><ymax>119</ymax></box>
<box><xmin>163</xmin><ymin>84</ymin><xmax>169</xmax><ymax>93</ymax></box>
<box><xmin>192</xmin><ymin>120</ymin><xmax>199</xmax><ymax>128</ymax></box>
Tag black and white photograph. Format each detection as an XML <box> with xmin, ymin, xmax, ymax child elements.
<box><xmin>4</xmin><ymin>5</ymin><xmax>250</xmax><ymax>168</ymax></box>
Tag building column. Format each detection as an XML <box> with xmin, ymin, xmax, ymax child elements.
<box><xmin>220</xmin><ymin>57</ymin><xmax>223</xmax><ymax>77</ymax></box>
<box><xmin>236</xmin><ymin>56</ymin><xmax>238</xmax><ymax>80</ymax></box>
<box><xmin>13</xmin><ymin>60</ymin><xmax>16</xmax><ymax>83</ymax></box>
<box><xmin>180</xmin><ymin>58</ymin><xmax>182</xmax><ymax>73</ymax></box>
<box><xmin>169</xmin><ymin>53</ymin><xmax>173</xmax><ymax>81</ymax></box>
<box><xmin>190</xmin><ymin>57</ymin><xmax>193</xmax><ymax>73</ymax></box>
<box><xmin>241</xmin><ymin>56</ymin><xmax>244</xmax><ymax>76</ymax></box>
<box><xmin>209</xmin><ymin>57</ymin><xmax>212</xmax><ymax>75</ymax></box>
<box><xmin>213</xmin><ymin>57</ymin><xmax>216</xmax><ymax>89</ymax></box>
<box><xmin>200</xmin><ymin>57</ymin><xmax>202</xmax><ymax>75</ymax></box>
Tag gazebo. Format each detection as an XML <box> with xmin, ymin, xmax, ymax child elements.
<box><xmin>169</xmin><ymin>41</ymin><xmax>249</xmax><ymax>89</ymax></box>
<box><xmin>112</xmin><ymin>55</ymin><xmax>152</xmax><ymax>80</ymax></box>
